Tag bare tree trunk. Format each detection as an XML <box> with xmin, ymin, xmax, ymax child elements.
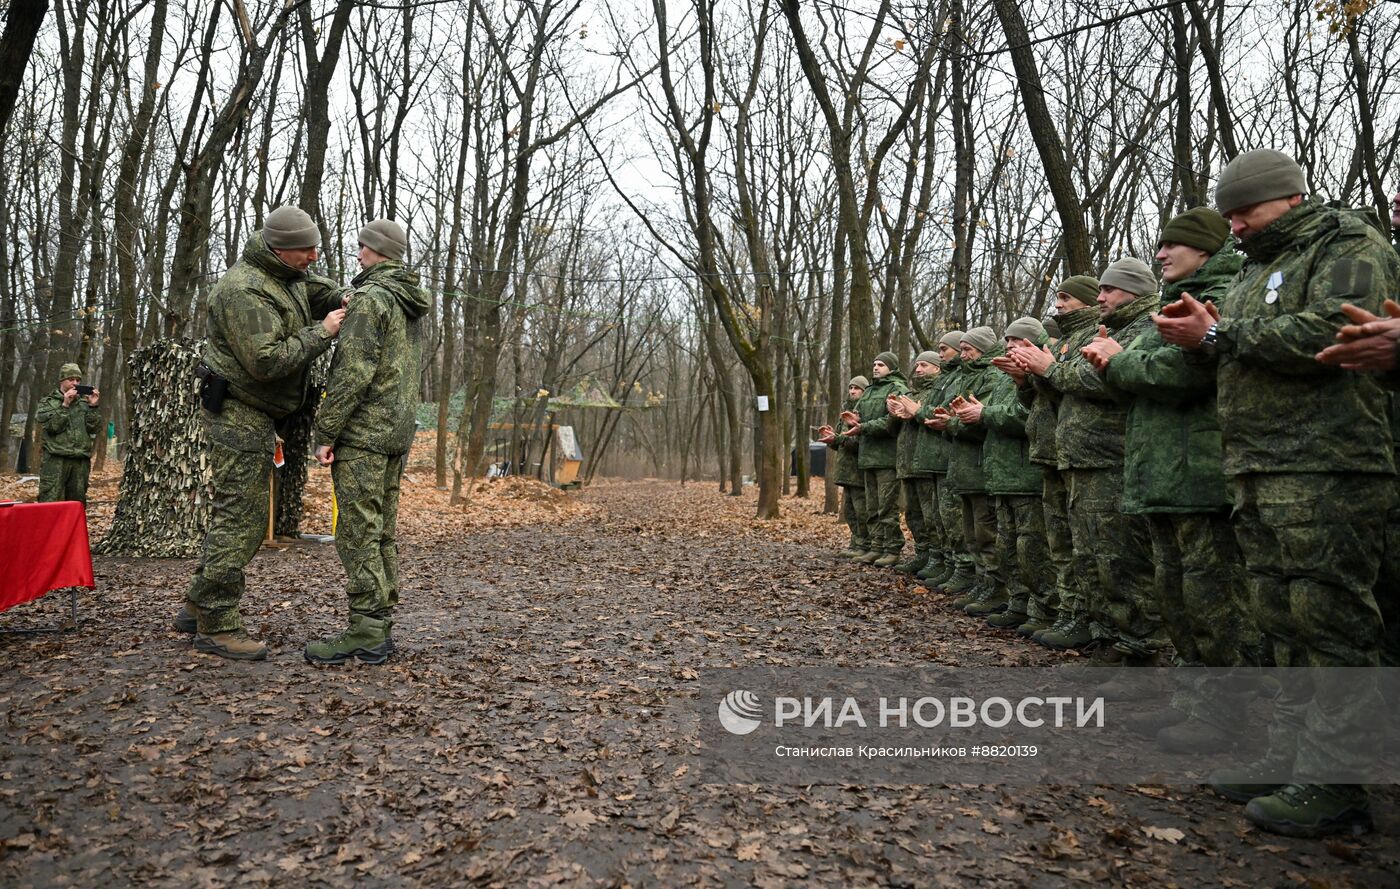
<box><xmin>0</xmin><ymin>0</ymin><xmax>47</xmax><ymax>139</ymax></box>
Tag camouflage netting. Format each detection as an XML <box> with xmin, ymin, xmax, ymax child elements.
<box><xmin>97</xmin><ymin>340</ymin><xmax>330</xmax><ymax>557</ymax></box>
<box><xmin>96</xmin><ymin>340</ymin><xmax>213</xmax><ymax>557</ymax></box>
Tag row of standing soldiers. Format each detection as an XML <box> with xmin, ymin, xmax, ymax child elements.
<box><xmin>820</xmin><ymin>149</ymin><xmax>1400</xmax><ymax>839</ymax></box>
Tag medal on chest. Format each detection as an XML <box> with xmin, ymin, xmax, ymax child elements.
<box><xmin>1264</xmin><ymin>270</ymin><xmax>1283</xmax><ymax>305</ymax></box>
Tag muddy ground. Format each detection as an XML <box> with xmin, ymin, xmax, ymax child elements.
<box><xmin>1</xmin><ymin>480</ymin><xmax>1396</xmax><ymax>887</ymax></box>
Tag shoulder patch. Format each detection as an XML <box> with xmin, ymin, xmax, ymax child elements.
<box><xmin>1329</xmin><ymin>258</ymin><xmax>1376</xmax><ymax>300</ymax></box>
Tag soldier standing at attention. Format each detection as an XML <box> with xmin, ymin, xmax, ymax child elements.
<box><xmin>175</xmin><ymin>206</ymin><xmax>347</xmax><ymax>660</ymax></box>
<box><xmin>306</xmin><ymin>219</ymin><xmax>428</xmax><ymax>665</ymax></box>
<box><xmin>1159</xmin><ymin>149</ymin><xmax>1400</xmax><ymax>837</ymax></box>
<box><xmin>839</xmin><ymin>352</ymin><xmax>909</xmax><ymax>567</ymax></box>
<box><xmin>36</xmin><ymin>362</ymin><xmax>100</xmax><ymax>504</ymax></box>
<box><xmin>818</xmin><ymin>376</ymin><xmax>870</xmax><ymax>560</ymax></box>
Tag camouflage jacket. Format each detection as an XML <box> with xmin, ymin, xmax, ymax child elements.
<box><xmin>895</xmin><ymin>370</ymin><xmax>939</xmax><ymax>479</ymax></box>
<box><xmin>912</xmin><ymin>357</ymin><xmax>961</xmax><ymax>474</ymax></box>
<box><xmin>942</xmin><ymin>343</ymin><xmax>1006</xmax><ymax>495</ymax></box>
<box><xmin>1106</xmin><ymin>242</ymin><xmax>1241</xmax><ymax>513</ymax></box>
<box><xmin>315</xmin><ymin>261</ymin><xmax>430</xmax><ymax>456</ymax></box>
<box><xmin>1018</xmin><ymin>306</ymin><xmax>1098</xmax><ymax>467</ymax></box>
<box><xmin>1044</xmin><ymin>294</ymin><xmax>1157</xmax><ymax>471</ymax></box>
<box><xmin>980</xmin><ymin>368</ymin><xmax>1042</xmax><ymax>497</ymax></box>
<box><xmin>36</xmin><ymin>389</ymin><xmax>100</xmax><ymax>457</ymax></box>
<box><xmin>202</xmin><ymin>234</ymin><xmax>346</xmax><ymax>420</ymax></box>
<box><xmin>853</xmin><ymin>370</ymin><xmax>909</xmax><ymax>471</ymax></box>
<box><xmin>1209</xmin><ymin>200</ymin><xmax>1398</xmax><ymax>476</ymax></box>
<box><xmin>829</xmin><ymin>398</ymin><xmax>863</xmax><ymax>487</ymax></box>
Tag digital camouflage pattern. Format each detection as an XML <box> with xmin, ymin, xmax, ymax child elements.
<box><xmin>935</xmin><ymin>472</ymin><xmax>970</xmax><ymax>574</ymax></box>
<box><xmin>841</xmin><ymin>484</ymin><xmax>868</xmax><ymax>552</ymax></box>
<box><xmin>829</xmin><ymin>398</ymin><xmax>867</xmax><ymax>550</ymax></box>
<box><xmin>1107</xmin><ymin>242</ymin><xmax>1241</xmax><ymax>513</ymax></box>
<box><xmin>1044</xmin><ymin>294</ymin><xmax>1157</xmax><ymax>470</ymax></box>
<box><xmin>1145</xmin><ymin>512</ymin><xmax>1252</xmax><ymax>670</ymax></box>
<box><xmin>861</xmin><ymin>468</ymin><xmax>903</xmax><ymax>555</ymax></box>
<box><xmin>201</xmin><ymin>233</ymin><xmax>346</xmax><ymax>420</ymax></box>
<box><xmin>913</xmin><ymin>356</ymin><xmax>962</xmax><ymax>474</ymax></box>
<box><xmin>895</xmin><ymin>370</ymin><xmax>937</xmax><ymax>479</ymax></box>
<box><xmin>1231</xmin><ymin>472</ymin><xmax>1388</xmax><ymax>780</ymax></box>
<box><xmin>1211</xmin><ymin>200</ymin><xmax>1398</xmax><ymax>476</ymax></box>
<box><xmin>186</xmin><ymin>399</ymin><xmax>280</xmax><ymax>633</ymax></box>
<box><xmin>36</xmin><ymin>387</ymin><xmax>101</xmax><ymax>503</ymax></box>
<box><xmin>980</xmin><ymin>369</ymin><xmax>1041</xmax><ymax>497</ymax></box>
<box><xmin>942</xmin><ymin>343</ymin><xmax>1005</xmax><ymax>495</ymax></box>
<box><xmin>1065</xmin><ymin>467</ymin><xmax>1160</xmax><ymax>646</ymax></box>
<box><xmin>331</xmin><ymin>446</ymin><xmax>404</xmax><ymax>618</ymax></box>
<box><xmin>1019</xmin><ymin>305</ymin><xmax>1097</xmax><ymax>468</ymax></box>
<box><xmin>1036</xmin><ymin>469</ymin><xmax>1075</xmax><ymax>623</ymax></box>
<box><xmin>314</xmin><ymin>260</ymin><xmax>429</xmax><ymax>454</ymax></box>
<box><xmin>895</xmin><ymin>371</ymin><xmax>939</xmax><ymax>559</ymax></box>
<box><xmin>852</xmin><ymin>369</ymin><xmax>908</xmax><ymax>470</ymax></box>
<box><xmin>994</xmin><ymin>494</ymin><xmax>1051</xmax><ymax>619</ymax></box>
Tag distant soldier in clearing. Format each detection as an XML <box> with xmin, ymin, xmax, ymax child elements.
<box><xmin>36</xmin><ymin>362</ymin><xmax>100</xmax><ymax>504</ymax></box>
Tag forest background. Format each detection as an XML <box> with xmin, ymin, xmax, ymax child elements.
<box><xmin>1</xmin><ymin>0</ymin><xmax>1396</xmax><ymax>519</ymax></box>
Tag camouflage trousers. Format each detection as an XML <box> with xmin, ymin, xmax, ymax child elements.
<box><xmin>38</xmin><ymin>454</ymin><xmax>91</xmax><ymax>504</ymax></box>
<box><xmin>1064</xmin><ymin>467</ymin><xmax>1160</xmax><ymax>648</ymax></box>
<box><xmin>1231</xmin><ymin>473</ymin><xmax>1386</xmax><ymax>781</ymax></box>
<box><xmin>861</xmin><ymin>468</ymin><xmax>904</xmax><ymax>555</ymax></box>
<box><xmin>958</xmin><ymin>493</ymin><xmax>998</xmax><ymax>583</ymax></box>
<box><xmin>839</xmin><ymin>483</ymin><xmax>868</xmax><ymax>551</ymax></box>
<box><xmin>902</xmin><ymin>476</ymin><xmax>939</xmax><ymax>559</ymax></box>
<box><xmin>1377</xmin><ymin>486</ymin><xmax>1400</xmax><ymax>668</ymax></box>
<box><xmin>332</xmin><ymin>446</ymin><xmax>405</xmax><ymax>618</ymax></box>
<box><xmin>1145</xmin><ymin>512</ymin><xmax>1252</xmax><ymax>668</ymax></box>
<box><xmin>1036</xmin><ymin>468</ymin><xmax>1075</xmax><ymax>623</ymax></box>
<box><xmin>994</xmin><ymin>494</ymin><xmax>1052</xmax><ymax>616</ymax></box>
<box><xmin>937</xmin><ymin>474</ymin><xmax>972</xmax><ymax>569</ymax></box>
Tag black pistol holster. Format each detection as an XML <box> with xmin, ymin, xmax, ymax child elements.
<box><xmin>195</xmin><ymin>362</ymin><xmax>230</xmax><ymax>414</ymax></box>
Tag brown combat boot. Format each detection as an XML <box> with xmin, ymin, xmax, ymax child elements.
<box><xmin>193</xmin><ymin>630</ymin><xmax>268</xmax><ymax>661</ymax></box>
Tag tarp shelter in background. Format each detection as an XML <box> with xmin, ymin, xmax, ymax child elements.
<box><xmin>487</xmin><ymin>380</ymin><xmax>624</xmax><ymax>486</ymax></box>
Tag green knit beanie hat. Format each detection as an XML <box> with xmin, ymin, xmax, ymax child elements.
<box><xmin>1055</xmin><ymin>275</ymin><xmax>1099</xmax><ymax>306</ymax></box>
<box><xmin>1099</xmin><ymin>257</ymin><xmax>1157</xmax><ymax>297</ymax></box>
<box><xmin>915</xmin><ymin>350</ymin><xmax>941</xmax><ymax>368</ymax></box>
<box><xmin>939</xmin><ymin>330</ymin><xmax>965</xmax><ymax>351</ymax></box>
<box><xmin>262</xmin><ymin>206</ymin><xmax>321</xmax><ymax>249</ymax></box>
<box><xmin>848</xmin><ymin>375</ymin><xmax>870</xmax><ymax>390</ymax></box>
<box><xmin>1159</xmin><ymin>206</ymin><xmax>1230</xmax><ymax>253</ymax></box>
<box><xmin>59</xmin><ymin>362</ymin><xmax>82</xmax><ymax>381</ymax></box>
<box><xmin>874</xmin><ymin>351</ymin><xmax>899</xmax><ymax>373</ymax></box>
<box><xmin>1214</xmin><ymin>149</ymin><xmax>1307</xmax><ymax>215</ymax></box>
<box><xmin>358</xmin><ymin>219</ymin><xmax>407</xmax><ymax>261</ymax></box>
<box><xmin>1004</xmin><ymin>317</ymin><xmax>1047</xmax><ymax>346</ymax></box>
<box><xmin>962</xmin><ymin>326</ymin><xmax>997</xmax><ymax>355</ymax></box>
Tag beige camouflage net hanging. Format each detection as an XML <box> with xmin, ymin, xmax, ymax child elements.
<box><xmin>96</xmin><ymin>340</ymin><xmax>213</xmax><ymax>557</ymax></box>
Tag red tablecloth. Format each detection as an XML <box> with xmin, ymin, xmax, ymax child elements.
<box><xmin>0</xmin><ymin>501</ymin><xmax>94</xmax><ymax>613</ymax></box>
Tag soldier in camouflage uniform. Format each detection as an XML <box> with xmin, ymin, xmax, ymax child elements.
<box><xmin>840</xmin><ymin>351</ymin><xmax>909</xmax><ymax>566</ymax></box>
<box><xmin>1084</xmin><ymin>209</ymin><xmax>1252</xmax><ymax>751</ymax></box>
<box><xmin>937</xmin><ymin>327</ymin><xmax>1004</xmax><ymax>611</ymax></box>
<box><xmin>1160</xmin><ymin>149</ymin><xmax>1400</xmax><ymax>837</ymax></box>
<box><xmin>967</xmin><ymin>318</ymin><xmax>1053</xmax><ymax>630</ymax></box>
<box><xmin>819</xmin><ymin>376</ymin><xmax>869</xmax><ymax>559</ymax></box>
<box><xmin>36</xmin><ymin>362</ymin><xmax>100</xmax><ymax>504</ymax></box>
<box><xmin>888</xmin><ymin>353</ymin><xmax>942</xmax><ymax>574</ymax></box>
<box><xmin>914</xmin><ymin>332</ymin><xmax>966</xmax><ymax>587</ymax></box>
<box><xmin>307</xmin><ymin>219</ymin><xmax>428</xmax><ymax>665</ymax></box>
<box><xmin>999</xmin><ymin>278</ymin><xmax>1099</xmax><ymax>641</ymax></box>
<box><xmin>175</xmin><ymin>206</ymin><xmax>348</xmax><ymax>660</ymax></box>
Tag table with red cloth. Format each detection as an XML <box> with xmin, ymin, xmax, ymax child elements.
<box><xmin>0</xmin><ymin>501</ymin><xmax>93</xmax><ymax>622</ymax></box>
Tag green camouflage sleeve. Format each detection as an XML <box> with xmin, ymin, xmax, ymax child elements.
<box><xmin>1103</xmin><ymin>337</ymin><xmax>1213</xmax><ymax>406</ymax></box>
<box><xmin>84</xmin><ymin>404</ymin><xmax>101</xmax><ymax>435</ymax></box>
<box><xmin>979</xmin><ymin>376</ymin><xmax>1027</xmax><ymax>437</ymax></box>
<box><xmin>1218</xmin><ymin>246</ymin><xmax>1390</xmax><ymax>376</ymax></box>
<box><xmin>315</xmin><ymin>295</ymin><xmax>384</xmax><ymax>448</ymax></box>
<box><xmin>219</xmin><ymin>285</ymin><xmax>335</xmax><ymax>382</ymax></box>
<box><xmin>35</xmin><ymin>394</ymin><xmax>67</xmax><ymax>435</ymax></box>
<box><xmin>1041</xmin><ymin>354</ymin><xmax>1119</xmax><ymax>401</ymax></box>
<box><xmin>305</xmin><ymin>273</ymin><xmax>350</xmax><ymax>320</ymax></box>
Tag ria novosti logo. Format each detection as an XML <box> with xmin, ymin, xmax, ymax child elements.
<box><xmin>717</xmin><ymin>690</ymin><xmax>763</xmax><ymax>735</ymax></box>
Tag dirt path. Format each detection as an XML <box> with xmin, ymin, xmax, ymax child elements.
<box><xmin>1</xmin><ymin>480</ymin><xmax>1396</xmax><ymax>887</ymax></box>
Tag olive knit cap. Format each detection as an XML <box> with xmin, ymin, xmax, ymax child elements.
<box><xmin>874</xmin><ymin>350</ymin><xmax>899</xmax><ymax>372</ymax></box>
<box><xmin>1055</xmin><ymin>275</ymin><xmax>1099</xmax><ymax>305</ymax></box>
<box><xmin>262</xmin><ymin>206</ymin><xmax>321</xmax><ymax>250</ymax></box>
<box><xmin>1099</xmin><ymin>257</ymin><xmax>1157</xmax><ymax>297</ymax></box>
<box><xmin>848</xmin><ymin>375</ymin><xmax>870</xmax><ymax>389</ymax></box>
<box><xmin>358</xmin><ymin>218</ymin><xmax>408</xmax><ymax>261</ymax></box>
<box><xmin>1004</xmin><ymin>317</ymin><xmax>1047</xmax><ymax>344</ymax></box>
<box><xmin>1214</xmin><ymin>148</ymin><xmax>1307</xmax><ymax>215</ymax></box>
<box><xmin>962</xmin><ymin>326</ymin><xmax>997</xmax><ymax>354</ymax></box>
<box><xmin>1159</xmin><ymin>206</ymin><xmax>1230</xmax><ymax>254</ymax></box>
<box><xmin>939</xmin><ymin>330</ymin><xmax>965</xmax><ymax>350</ymax></box>
<box><xmin>59</xmin><ymin>362</ymin><xmax>82</xmax><ymax>381</ymax></box>
<box><xmin>915</xmin><ymin>350</ymin><xmax>941</xmax><ymax>368</ymax></box>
